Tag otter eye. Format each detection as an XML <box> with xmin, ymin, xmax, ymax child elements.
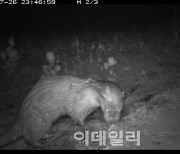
<box><xmin>106</xmin><ymin>109</ymin><xmax>109</xmax><ymax>113</ymax></box>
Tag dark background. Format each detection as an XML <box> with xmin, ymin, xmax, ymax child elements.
<box><xmin>0</xmin><ymin>4</ymin><xmax>180</xmax><ymax>35</ymax></box>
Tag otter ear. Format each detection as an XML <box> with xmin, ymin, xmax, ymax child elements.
<box><xmin>106</xmin><ymin>86</ymin><xmax>111</xmax><ymax>95</ymax></box>
<box><xmin>121</xmin><ymin>91</ymin><xmax>125</xmax><ymax>98</ymax></box>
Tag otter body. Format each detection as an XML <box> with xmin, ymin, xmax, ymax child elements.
<box><xmin>0</xmin><ymin>75</ymin><xmax>124</xmax><ymax>148</ymax></box>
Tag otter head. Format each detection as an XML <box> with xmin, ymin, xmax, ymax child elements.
<box><xmin>98</xmin><ymin>82</ymin><xmax>125</xmax><ymax>123</ymax></box>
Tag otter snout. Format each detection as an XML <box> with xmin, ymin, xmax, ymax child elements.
<box><xmin>104</xmin><ymin>110</ymin><xmax>121</xmax><ymax>123</ymax></box>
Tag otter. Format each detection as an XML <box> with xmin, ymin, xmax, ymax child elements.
<box><xmin>0</xmin><ymin>75</ymin><xmax>124</xmax><ymax>148</ymax></box>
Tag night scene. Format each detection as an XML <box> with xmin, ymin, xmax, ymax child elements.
<box><xmin>0</xmin><ymin>2</ymin><xmax>180</xmax><ymax>150</ymax></box>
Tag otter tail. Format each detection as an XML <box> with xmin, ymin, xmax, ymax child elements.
<box><xmin>0</xmin><ymin>124</ymin><xmax>21</xmax><ymax>148</ymax></box>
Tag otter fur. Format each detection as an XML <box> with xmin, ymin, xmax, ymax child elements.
<box><xmin>0</xmin><ymin>75</ymin><xmax>124</xmax><ymax>148</ymax></box>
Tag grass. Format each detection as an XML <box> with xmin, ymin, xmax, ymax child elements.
<box><xmin>0</xmin><ymin>23</ymin><xmax>179</xmax><ymax>91</ymax></box>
